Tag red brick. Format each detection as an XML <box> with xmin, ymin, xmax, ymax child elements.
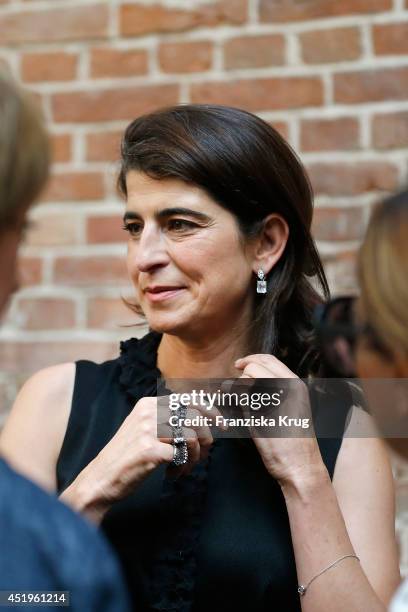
<box><xmin>87</xmin><ymin>297</ymin><xmax>144</xmax><ymax>329</ymax></box>
<box><xmin>120</xmin><ymin>0</ymin><xmax>247</xmax><ymax>37</ymax></box>
<box><xmin>53</xmin><ymin>256</ymin><xmax>128</xmax><ymax>286</ymax></box>
<box><xmin>373</xmin><ymin>23</ymin><xmax>408</xmax><ymax>55</ymax></box>
<box><xmin>307</xmin><ymin>162</ymin><xmax>399</xmax><ymax>196</ymax></box>
<box><xmin>86</xmin><ymin>215</ymin><xmax>125</xmax><ymax>244</ymax></box>
<box><xmin>17</xmin><ymin>256</ymin><xmax>43</xmax><ymax>287</ymax></box>
<box><xmin>322</xmin><ymin>250</ymin><xmax>358</xmax><ymax>293</ymax></box>
<box><xmin>224</xmin><ymin>34</ymin><xmax>285</xmax><ymax>69</ymax></box>
<box><xmin>300</xmin><ymin>117</ymin><xmax>360</xmax><ymax>151</ymax></box>
<box><xmin>16</xmin><ymin>298</ymin><xmax>76</xmax><ymax>330</ymax></box>
<box><xmin>191</xmin><ymin>76</ymin><xmax>323</xmax><ymax>111</ymax></box>
<box><xmin>372</xmin><ymin>112</ymin><xmax>408</xmax><ymax>150</ymax></box>
<box><xmin>51</xmin><ymin>85</ymin><xmax>179</xmax><ymax>123</ymax></box>
<box><xmin>299</xmin><ymin>27</ymin><xmax>361</xmax><ymax>64</ymax></box>
<box><xmin>86</xmin><ymin>130</ymin><xmax>122</xmax><ymax>162</ymax></box>
<box><xmin>21</xmin><ymin>52</ymin><xmax>78</xmax><ymax>83</ymax></box>
<box><xmin>90</xmin><ymin>48</ymin><xmax>148</xmax><ymax>78</ymax></box>
<box><xmin>50</xmin><ymin>133</ymin><xmax>72</xmax><ymax>163</ymax></box>
<box><xmin>42</xmin><ymin>172</ymin><xmax>105</xmax><ymax>202</ymax></box>
<box><xmin>268</xmin><ymin>121</ymin><xmax>289</xmax><ymax>141</ymax></box>
<box><xmin>159</xmin><ymin>41</ymin><xmax>213</xmax><ymax>74</ymax></box>
<box><xmin>260</xmin><ymin>0</ymin><xmax>391</xmax><ymax>23</ymax></box>
<box><xmin>25</xmin><ymin>214</ymin><xmax>77</xmax><ymax>247</ymax></box>
<box><xmin>312</xmin><ymin>206</ymin><xmax>366</xmax><ymax>241</ymax></box>
<box><xmin>0</xmin><ymin>5</ymin><xmax>109</xmax><ymax>45</ymax></box>
<box><xmin>334</xmin><ymin>67</ymin><xmax>408</xmax><ymax>104</ymax></box>
<box><xmin>0</xmin><ymin>341</ymin><xmax>117</xmax><ymax>376</ymax></box>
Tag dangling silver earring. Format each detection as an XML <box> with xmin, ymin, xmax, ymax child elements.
<box><xmin>256</xmin><ymin>269</ymin><xmax>267</xmax><ymax>294</ymax></box>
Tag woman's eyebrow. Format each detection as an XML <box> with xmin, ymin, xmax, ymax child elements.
<box><xmin>123</xmin><ymin>207</ymin><xmax>212</xmax><ymax>223</ymax></box>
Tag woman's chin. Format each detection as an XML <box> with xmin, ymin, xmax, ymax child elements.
<box><xmin>146</xmin><ymin>316</ymin><xmax>188</xmax><ymax>336</ymax></box>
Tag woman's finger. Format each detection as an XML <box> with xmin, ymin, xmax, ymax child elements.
<box><xmin>184</xmin><ymin>428</ymin><xmax>200</xmax><ymax>465</ymax></box>
<box><xmin>238</xmin><ymin>362</ymin><xmax>275</xmax><ymax>379</ymax></box>
<box><xmin>235</xmin><ymin>354</ymin><xmax>297</xmax><ymax>378</ymax></box>
<box><xmin>157</xmin><ymin>440</ymin><xmax>175</xmax><ymax>463</ymax></box>
<box><xmin>184</xmin><ymin>408</ymin><xmax>214</xmax><ymax>452</ymax></box>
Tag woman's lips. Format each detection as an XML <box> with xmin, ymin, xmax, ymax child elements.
<box><xmin>144</xmin><ymin>288</ymin><xmax>186</xmax><ymax>302</ymax></box>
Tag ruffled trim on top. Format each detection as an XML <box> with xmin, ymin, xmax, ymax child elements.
<box><xmin>118</xmin><ymin>330</ymin><xmax>163</xmax><ymax>401</ymax></box>
<box><xmin>118</xmin><ymin>329</ymin><xmax>212</xmax><ymax>612</ymax></box>
<box><xmin>149</xmin><ymin>458</ymin><xmax>211</xmax><ymax>612</ymax></box>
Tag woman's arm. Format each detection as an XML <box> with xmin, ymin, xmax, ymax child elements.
<box><xmin>0</xmin><ymin>364</ymin><xmax>125</xmax><ymax>523</ymax></box>
<box><xmin>234</xmin><ymin>354</ymin><xmax>401</xmax><ymax>610</ymax></box>
<box><xmin>280</xmin><ymin>408</ymin><xmax>400</xmax><ymax>612</ymax></box>
<box><xmin>0</xmin><ymin>363</ymin><xmax>75</xmax><ymax>492</ymax></box>
<box><xmin>1</xmin><ymin>367</ymin><xmax>212</xmax><ymax>525</ymax></box>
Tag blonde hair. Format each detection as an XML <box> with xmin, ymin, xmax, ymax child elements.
<box><xmin>0</xmin><ymin>70</ymin><xmax>49</xmax><ymax>228</ymax></box>
<box><xmin>358</xmin><ymin>190</ymin><xmax>408</xmax><ymax>357</ymax></box>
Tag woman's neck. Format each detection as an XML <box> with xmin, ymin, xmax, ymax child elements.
<box><xmin>157</xmin><ymin>327</ymin><xmax>250</xmax><ymax>380</ymax></box>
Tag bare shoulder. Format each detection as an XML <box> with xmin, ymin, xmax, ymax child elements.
<box><xmin>332</xmin><ymin>406</ymin><xmax>400</xmax><ymax>602</ymax></box>
<box><xmin>4</xmin><ymin>362</ymin><xmax>76</xmax><ymax>422</ymax></box>
<box><xmin>15</xmin><ymin>362</ymin><xmax>75</xmax><ymax>405</ymax></box>
<box><xmin>332</xmin><ymin>405</ymin><xmax>396</xmax><ymax>546</ymax></box>
<box><xmin>333</xmin><ymin>404</ymin><xmax>392</xmax><ymax>494</ymax></box>
<box><xmin>333</xmin><ymin>404</ymin><xmax>387</xmax><ymax>477</ymax></box>
<box><xmin>0</xmin><ymin>362</ymin><xmax>76</xmax><ymax>492</ymax></box>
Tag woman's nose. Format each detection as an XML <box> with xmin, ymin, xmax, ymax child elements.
<box><xmin>130</xmin><ymin>226</ymin><xmax>170</xmax><ymax>273</ymax></box>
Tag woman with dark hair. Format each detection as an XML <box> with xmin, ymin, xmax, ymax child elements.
<box><xmin>0</xmin><ymin>104</ymin><xmax>400</xmax><ymax>611</ymax></box>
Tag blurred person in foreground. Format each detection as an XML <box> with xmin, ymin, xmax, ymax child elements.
<box><xmin>0</xmin><ymin>71</ymin><xmax>130</xmax><ymax>611</ymax></box>
<box><xmin>315</xmin><ymin>189</ymin><xmax>408</xmax><ymax>611</ymax></box>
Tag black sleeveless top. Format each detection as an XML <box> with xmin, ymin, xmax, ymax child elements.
<box><xmin>56</xmin><ymin>330</ymin><xmax>351</xmax><ymax>612</ymax></box>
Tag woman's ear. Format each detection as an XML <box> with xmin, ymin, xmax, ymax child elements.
<box><xmin>252</xmin><ymin>214</ymin><xmax>289</xmax><ymax>275</ymax></box>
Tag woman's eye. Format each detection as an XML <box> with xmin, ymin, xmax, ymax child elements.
<box><xmin>167</xmin><ymin>219</ymin><xmax>197</xmax><ymax>231</ymax></box>
<box><xmin>122</xmin><ymin>223</ymin><xmax>142</xmax><ymax>237</ymax></box>
<box><xmin>122</xmin><ymin>219</ymin><xmax>197</xmax><ymax>237</ymax></box>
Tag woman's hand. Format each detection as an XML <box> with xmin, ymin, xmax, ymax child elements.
<box><xmin>234</xmin><ymin>355</ymin><xmax>399</xmax><ymax>611</ymax></box>
<box><xmin>234</xmin><ymin>354</ymin><xmax>327</xmax><ymax>487</ymax></box>
<box><xmin>60</xmin><ymin>395</ymin><xmax>214</xmax><ymax>522</ymax></box>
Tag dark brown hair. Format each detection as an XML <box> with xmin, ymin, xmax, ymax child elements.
<box><xmin>118</xmin><ymin>104</ymin><xmax>329</xmax><ymax>376</ymax></box>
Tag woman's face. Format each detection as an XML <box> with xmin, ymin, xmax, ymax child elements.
<box><xmin>124</xmin><ymin>171</ymin><xmax>256</xmax><ymax>338</ymax></box>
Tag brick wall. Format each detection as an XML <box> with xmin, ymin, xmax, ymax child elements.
<box><xmin>1</xmin><ymin>0</ymin><xmax>408</xmax><ymax>570</ymax></box>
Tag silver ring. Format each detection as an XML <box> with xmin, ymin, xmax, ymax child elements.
<box><xmin>177</xmin><ymin>401</ymin><xmax>187</xmax><ymax>419</ymax></box>
<box><xmin>172</xmin><ymin>439</ymin><xmax>188</xmax><ymax>466</ymax></box>
<box><xmin>170</xmin><ymin>400</ymin><xmax>188</xmax><ymax>466</ymax></box>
